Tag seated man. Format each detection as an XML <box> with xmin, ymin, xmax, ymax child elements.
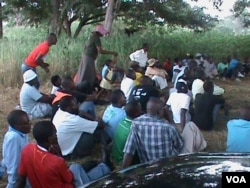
<box><xmin>145</xmin><ymin>58</ymin><xmax>168</xmax><ymax>90</ymax></box>
<box><xmin>122</xmin><ymin>97</ymin><xmax>206</xmax><ymax>168</ymax></box>
<box><xmin>15</xmin><ymin>120</ymin><xmax>112</xmax><ymax>188</ymax></box>
<box><xmin>102</xmin><ymin>89</ymin><xmax>127</xmax><ymax>140</ymax></box>
<box><xmin>203</xmin><ymin>56</ymin><xmax>219</xmax><ymax>79</ymax></box>
<box><xmin>120</xmin><ymin>68</ymin><xmax>136</xmax><ymax>101</ymax></box>
<box><xmin>112</xmin><ymin>99</ymin><xmax>142</xmax><ymax>164</ymax></box>
<box><xmin>129</xmin><ymin>75</ymin><xmax>160</xmax><ymax>114</ymax></box>
<box><xmin>226</xmin><ymin>104</ymin><xmax>250</xmax><ymax>152</ymax></box>
<box><xmin>51</xmin><ymin>75</ymin><xmax>89</xmax><ymax>120</ymax></box>
<box><xmin>52</xmin><ymin>96</ymin><xmax>108</xmax><ymax>160</ymax></box>
<box><xmin>193</xmin><ymin>80</ymin><xmax>225</xmax><ymax>131</ymax></box>
<box><xmin>166</xmin><ymin>79</ymin><xmax>191</xmax><ymax>129</ymax></box>
<box><xmin>20</xmin><ymin>70</ymin><xmax>54</xmax><ymax>120</ymax></box>
<box><xmin>2</xmin><ymin>110</ymin><xmax>31</xmax><ymax>187</ymax></box>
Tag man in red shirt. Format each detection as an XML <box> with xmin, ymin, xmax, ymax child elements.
<box><xmin>15</xmin><ymin>120</ymin><xmax>112</xmax><ymax>188</ymax></box>
<box><xmin>21</xmin><ymin>33</ymin><xmax>57</xmax><ymax>88</ymax></box>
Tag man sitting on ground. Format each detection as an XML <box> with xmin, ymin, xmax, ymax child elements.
<box><xmin>53</xmin><ymin>96</ymin><xmax>109</xmax><ymax>160</ymax></box>
<box><xmin>129</xmin><ymin>75</ymin><xmax>160</xmax><ymax>114</ymax></box>
<box><xmin>226</xmin><ymin>104</ymin><xmax>250</xmax><ymax>152</ymax></box>
<box><xmin>102</xmin><ymin>89</ymin><xmax>127</xmax><ymax>140</ymax></box>
<box><xmin>122</xmin><ymin>97</ymin><xmax>184</xmax><ymax>168</ymax></box>
<box><xmin>122</xmin><ymin>97</ymin><xmax>207</xmax><ymax>168</ymax></box>
<box><xmin>20</xmin><ymin>70</ymin><xmax>54</xmax><ymax>120</ymax></box>
<box><xmin>15</xmin><ymin>120</ymin><xmax>113</xmax><ymax>188</ymax></box>
<box><xmin>1</xmin><ymin>110</ymin><xmax>31</xmax><ymax>187</ymax></box>
<box><xmin>112</xmin><ymin>99</ymin><xmax>142</xmax><ymax>164</ymax></box>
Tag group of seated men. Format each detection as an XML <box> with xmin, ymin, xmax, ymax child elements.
<box><xmin>1</xmin><ymin>54</ymin><xmax>250</xmax><ymax>187</ymax></box>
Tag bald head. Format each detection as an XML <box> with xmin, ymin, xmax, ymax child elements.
<box><xmin>146</xmin><ymin>97</ymin><xmax>163</xmax><ymax>117</ymax></box>
<box><xmin>240</xmin><ymin>105</ymin><xmax>250</xmax><ymax>121</ymax></box>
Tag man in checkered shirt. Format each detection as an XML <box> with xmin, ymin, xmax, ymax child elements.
<box><xmin>122</xmin><ymin>97</ymin><xmax>184</xmax><ymax>168</ymax></box>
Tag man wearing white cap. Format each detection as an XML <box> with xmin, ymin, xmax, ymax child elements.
<box><xmin>20</xmin><ymin>70</ymin><xmax>54</xmax><ymax>120</ymax></box>
<box><xmin>75</xmin><ymin>24</ymin><xmax>118</xmax><ymax>88</ymax></box>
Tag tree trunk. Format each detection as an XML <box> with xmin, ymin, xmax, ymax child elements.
<box><xmin>0</xmin><ymin>2</ymin><xmax>3</xmax><ymax>39</ymax></box>
<box><xmin>50</xmin><ymin>0</ymin><xmax>60</xmax><ymax>34</ymax></box>
<box><xmin>104</xmin><ymin>0</ymin><xmax>115</xmax><ymax>33</ymax></box>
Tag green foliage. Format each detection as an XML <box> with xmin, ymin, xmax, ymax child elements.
<box><xmin>3</xmin><ymin>0</ymin><xmax>220</xmax><ymax>38</ymax></box>
<box><xmin>1</xmin><ymin>24</ymin><xmax>250</xmax><ymax>86</ymax></box>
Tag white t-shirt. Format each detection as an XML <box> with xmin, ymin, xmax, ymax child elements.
<box><xmin>166</xmin><ymin>92</ymin><xmax>191</xmax><ymax>124</ymax></box>
<box><xmin>192</xmin><ymin>78</ymin><xmax>225</xmax><ymax>100</ymax></box>
<box><xmin>120</xmin><ymin>77</ymin><xmax>135</xmax><ymax>101</ymax></box>
<box><xmin>51</xmin><ymin>86</ymin><xmax>59</xmax><ymax>95</ymax></box>
<box><xmin>129</xmin><ymin>49</ymin><xmax>148</xmax><ymax>68</ymax></box>
<box><xmin>20</xmin><ymin>83</ymin><xmax>42</xmax><ymax>114</ymax></box>
<box><xmin>53</xmin><ymin>109</ymin><xmax>98</xmax><ymax>156</ymax></box>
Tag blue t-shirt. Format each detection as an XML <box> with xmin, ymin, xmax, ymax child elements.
<box><xmin>226</xmin><ymin>119</ymin><xmax>250</xmax><ymax>152</ymax></box>
<box><xmin>229</xmin><ymin>58</ymin><xmax>239</xmax><ymax>70</ymax></box>
<box><xmin>102</xmin><ymin>104</ymin><xmax>126</xmax><ymax>139</ymax></box>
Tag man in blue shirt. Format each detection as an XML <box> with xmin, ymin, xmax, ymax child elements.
<box><xmin>1</xmin><ymin>110</ymin><xmax>31</xmax><ymax>187</ymax></box>
<box><xmin>227</xmin><ymin>104</ymin><xmax>250</xmax><ymax>152</ymax></box>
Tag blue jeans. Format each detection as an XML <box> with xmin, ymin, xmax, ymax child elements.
<box><xmin>69</xmin><ymin>163</ymin><xmax>110</xmax><ymax>187</ymax></box>
<box><xmin>21</xmin><ymin>63</ymin><xmax>40</xmax><ymax>89</ymax></box>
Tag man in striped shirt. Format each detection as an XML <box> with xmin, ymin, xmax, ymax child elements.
<box><xmin>122</xmin><ymin>97</ymin><xmax>184</xmax><ymax>168</ymax></box>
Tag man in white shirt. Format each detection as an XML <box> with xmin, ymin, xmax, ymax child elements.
<box><xmin>166</xmin><ymin>79</ymin><xmax>191</xmax><ymax>129</ymax></box>
<box><xmin>129</xmin><ymin>43</ymin><xmax>148</xmax><ymax>68</ymax></box>
<box><xmin>20</xmin><ymin>70</ymin><xmax>54</xmax><ymax>120</ymax></box>
<box><xmin>192</xmin><ymin>69</ymin><xmax>224</xmax><ymax>101</ymax></box>
<box><xmin>52</xmin><ymin>95</ymin><xmax>108</xmax><ymax>160</ymax></box>
<box><xmin>120</xmin><ymin>68</ymin><xmax>136</xmax><ymax>101</ymax></box>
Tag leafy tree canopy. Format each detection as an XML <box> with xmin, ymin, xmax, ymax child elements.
<box><xmin>2</xmin><ymin>0</ymin><xmax>226</xmax><ymax>37</ymax></box>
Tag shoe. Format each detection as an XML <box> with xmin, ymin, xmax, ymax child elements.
<box><xmin>235</xmin><ymin>78</ymin><xmax>241</xmax><ymax>82</ymax></box>
<box><xmin>238</xmin><ymin>72</ymin><xmax>245</xmax><ymax>78</ymax></box>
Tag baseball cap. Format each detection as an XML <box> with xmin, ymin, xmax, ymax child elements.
<box><xmin>23</xmin><ymin>70</ymin><xmax>37</xmax><ymax>82</ymax></box>
<box><xmin>95</xmin><ymin>24</ymin><xmax>109</xmax><ymax>36</ymax></box>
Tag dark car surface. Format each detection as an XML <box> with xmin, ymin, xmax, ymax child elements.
<box><xmin>84</xmin><ymin>152</ymin><xmax>250</xmax><ymax>188</ymax></box>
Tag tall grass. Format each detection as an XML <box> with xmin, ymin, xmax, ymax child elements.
<box><xmin>1</xmin><ymin>23</ymin><xmax>250</xmax><ymax>87</ymax></box>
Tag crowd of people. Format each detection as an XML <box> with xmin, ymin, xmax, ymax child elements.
<box><xmin>0</xmin><ymin>24</ymin><xmax>250</xmax><ymax>187</ymax></box>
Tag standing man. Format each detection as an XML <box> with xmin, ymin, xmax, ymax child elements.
<box><xmin>75</xmin><ymin>24</ymin><xmax>118</xmax><ymax>88</ymax></box>
<box><xmin>21</xmin><ymin>33</ymin><xmax>57</xmax><ymax>89</ymax></box>
<box><xmin>129</xmin><ymin>43</ymin><xmax>149</xmax><ymax>69</ymax></box>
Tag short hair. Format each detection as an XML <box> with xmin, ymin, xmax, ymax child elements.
<box><xmin>59</xmin><ymin>96</ymin><xmax>75</xmax><ymax>111</ymax></box>
<box><xmin>33</xmin><ymin>121</ymin><xmax>54</xmax><ymax>144</ymax></box>
<box><xmin>47</xmin><ymin>33</ymin><xmax>57</xmax><ymax>40</ymax></box>
<box><xmin>125</xmin><ymin>99</ymin><xmax>141</xmax><ymax>119</ymax></box>
<box><xmin>139</xmin><ymin>75</ymin><xmax>152</xmax><ymax>85</ymax></box>
<box><xmin>51</xmin><ymin>75</ymin><xmax>61</xmax><ymax>86</ymax></box>
<box><xmin>110</xmin><ymin>89</ymin><xmax>124</xmax><ymax>104</ymax></box>
<box><xmin>176</xmin><ymin>81</ymin><xmax>188</xmax><ymax>93</ymax></box>
<box><xmin>203</xmin><ymin>80</ymin><xmax>214</xmax><ymax>93</ymax></box>
<box><xmin>76</xmin><ymin>81</ymin><xmax>92</xmax><ymax>94</ymax></box>
<box><xmin>7</xmin><ymin>110</ymin><xmax>27</xmax><ymax>127</ymax></box>
<box><xmin>61</xmin><ymin>75</ymin><xmax>74</xmax><ymax>89</ymax></box>
<box><xmin>125</xmin><ymin>68</ymin><xmax>135</xmax><ymax>80</ymax></box>
<box><xmin>104</xmin><ymin>59</ymin><xmax>112</xmax><ymax>66</ymax></box>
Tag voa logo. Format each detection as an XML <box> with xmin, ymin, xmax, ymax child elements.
<box><xmin>226</xmin><ymin>176</ymin><xmax>246</xmax><ymax>184</ymax></box>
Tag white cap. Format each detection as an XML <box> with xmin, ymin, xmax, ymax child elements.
<box><xmin>23</xmin><ymin>70</ymin><xmax>37</xmax><ymax>82</ymax></box>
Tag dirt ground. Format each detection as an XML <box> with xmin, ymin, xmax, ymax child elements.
<box><xmin>0</xmin><ymin>77</ymin><xmax>248</xmax><ymax>186</ymax></box>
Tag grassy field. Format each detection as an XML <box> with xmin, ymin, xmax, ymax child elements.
<box><xmin>0</xmin><ymin>76</ymin><xmax>248</xmax><ymax>187</ymax></box>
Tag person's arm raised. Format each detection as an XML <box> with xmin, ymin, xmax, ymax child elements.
<box><xmin>96</xmin><ymin>45</ymin><xmax>117</xmax><ymax>56</ymax></box>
